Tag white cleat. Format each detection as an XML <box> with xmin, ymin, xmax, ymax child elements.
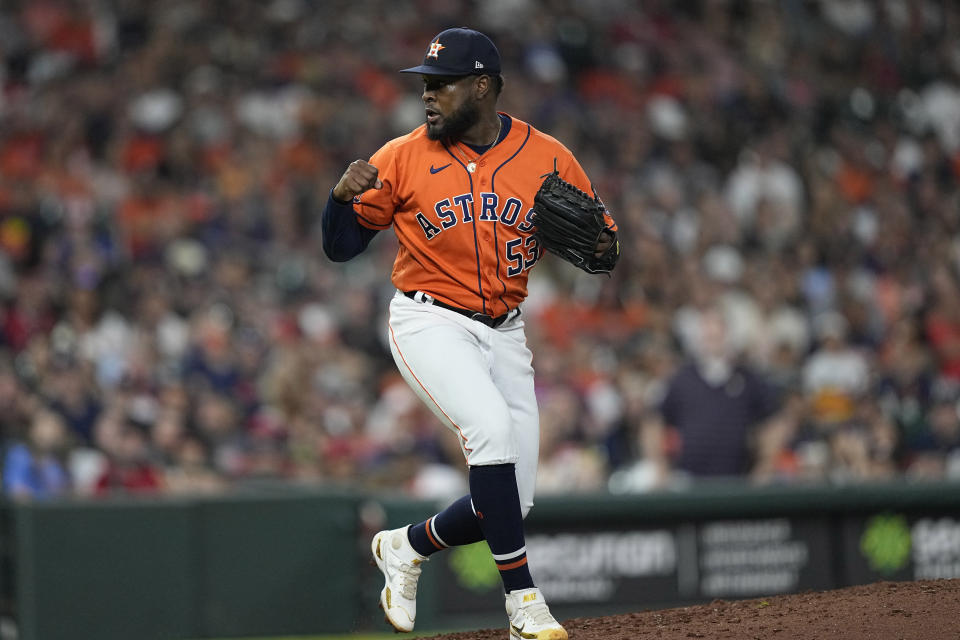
<box><xmin>371</xmin><ymin>525</ymin><xmax>427</xmax><ymax>632</ymax></box>
<box><xmin>505</xmin><ymin>587</ymin><xmax>568</xmax><ymax>640</ymax></box>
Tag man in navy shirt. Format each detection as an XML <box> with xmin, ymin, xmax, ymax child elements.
<box><xmin>651</xmin><ymin>307</ymin><xmax>781</xmax><ymax>478</ymax></box>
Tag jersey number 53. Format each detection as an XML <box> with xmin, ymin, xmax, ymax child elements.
<box><xmin>505</xmin><ymin>236</ymin><xmax>540</xmax><ymax>277</ymax></box>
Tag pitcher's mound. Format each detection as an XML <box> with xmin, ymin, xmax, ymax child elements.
<box><xmin>423</xmin><ymin>579</ymin><xmax>960</xmax><ymax>639</ymax></box>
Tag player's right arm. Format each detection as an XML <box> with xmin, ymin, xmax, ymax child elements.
<box><xmin>322</xmin><ymin>160</ymin><xmax>385</xmax><ymax>262</ymax></box>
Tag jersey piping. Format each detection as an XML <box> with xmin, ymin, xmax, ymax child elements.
<box><xmin>490</xmin><ymin>123</ymin><xmax>532</xmax><ymax>312</ymax></box>
<box><xmin>441</xmin><ymin>144</ymin><xmax>486</xmax><ymax>312</ymax></box>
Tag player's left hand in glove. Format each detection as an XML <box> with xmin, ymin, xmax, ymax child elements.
<box><xmin>531</xmin><ymin>170</ymin><xmax>619</xmax><ymax>274</ymax></box>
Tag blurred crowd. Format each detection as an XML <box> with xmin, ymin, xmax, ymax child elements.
<box><xmin>2</xmin><ymin>0</ymin><xmax>960</xmax><ymax>502</ymax></box>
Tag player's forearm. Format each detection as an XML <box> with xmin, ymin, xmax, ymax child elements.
<box><xmin>321</xmin><ymin>190</ymin><xmax>379</xmax><ymax>261</ymax></box>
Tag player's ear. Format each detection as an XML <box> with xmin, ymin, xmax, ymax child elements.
<box><xmin>475</xmin><ymin>75</ymin><xmax>491</xmax><ymax>100</ymax></box>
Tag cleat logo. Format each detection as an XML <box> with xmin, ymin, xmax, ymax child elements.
<box><xmin>385</xmin><ymin>587</ymin><xmax>391</xmax><ymax>608</ymax></box>
<box><xmin>376</xmin><ymin>539</ymin><xmax>383</xmax><ymax>560</ymax></box>
<box><xmin>523</xmin><ymin>593</ymin><xmax>537</xmax><ymax>603</ymax></box>
<box><xmin>427</xmin><ymin>41</ymin><xmax>445</xmax><ymax>59</ymax></box>
<box><xmin>510</xmin><ymin>623</ymin><xmax>537</xmax><ymax>639</ymax></box>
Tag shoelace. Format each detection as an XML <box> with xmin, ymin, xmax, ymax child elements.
<box><xmin>520</xmin><ymin>600</ymin><xmax>557</xmax><ymax>627</ymax></box>
<box><xmin>396</xmin><ymin>561</ymin><xmax>422</xmax><ymax>599</ymax></box>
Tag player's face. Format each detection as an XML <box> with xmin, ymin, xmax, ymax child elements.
<box><xmin>421</xmin><ymin>75</ymin><xmax>480</xmax><ymax>141</ymax></box>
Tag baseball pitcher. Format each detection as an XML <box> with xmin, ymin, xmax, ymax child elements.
<box><xmin>322</xmin><ymin>27</ymin><xmax>619</xmax><ymax>640</ymax></box>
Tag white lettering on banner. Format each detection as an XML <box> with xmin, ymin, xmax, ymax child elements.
<box><xmin>915</xmin><ymin>562</ymin><xmax>960</xmax><ymax>579</ymax></box>
<box><xmin>912</xmin><ymin>518</ymin><xmax>960</xmax><ymax>579</ymax></box>
<box><xmin>702</xmin><ymin>571</ymin><xmax>796</xmax><ymax>595</ymax></box>
<box><xmin>701</xmin><ymin>520</ymin><xmax>792</xmax><ymax>545</ymax></box>
<box><xmin>536</xmin><ymin>579</ymin><xmax>616</xmax><ymax>601</ymax></box>
<box><xmin>525</xmin><ymin>531</ymin><xmax>677</xmax><ymax>603</ymax></box>
<box><xmin>527</xmin><ymin>532</ymin><xmax>676</xmax><ymax>578</ymax></box>
<box><xmin>698</xmin><ymin>519</ymin><xmax>809</xmax><ymax>597</ymax></box>
<box><xmin>701</xmin><ymin>543</ymin><xmax>808</xmax><ymax>569</ymax></box>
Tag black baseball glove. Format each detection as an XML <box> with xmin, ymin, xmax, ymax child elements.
<box><xmin>531</xmin><ymin>170</ymin><xmax>619</xmax><ymax>274</ymax></box>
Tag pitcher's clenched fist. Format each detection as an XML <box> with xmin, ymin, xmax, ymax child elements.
<box><xmin>332</xmin><ymin>159</ymin><xmax>382</xmax><ymax>202</ymax></box>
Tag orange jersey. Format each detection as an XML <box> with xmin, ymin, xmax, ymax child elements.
<box><xmin>351</xmin><ymin>114</ymin><xmax>616</xmax><ymax>317</ymax></box>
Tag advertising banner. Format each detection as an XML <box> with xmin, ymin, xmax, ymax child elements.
<box><xmin>436</xmin><ymin>517</ymin><xmax>834</xmax><ymax>616</ymax></box>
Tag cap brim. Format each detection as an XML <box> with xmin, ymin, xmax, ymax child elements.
<box><xmin>399</xmin><ymin>64</ymin><xmax>475</xmax><ymax>75</ymax></box>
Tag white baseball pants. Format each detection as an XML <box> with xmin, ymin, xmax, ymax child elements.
<box><xmin>387</xmin><ymin>290</ymin><xmax>540</xmax><ymax>515</ymax></box>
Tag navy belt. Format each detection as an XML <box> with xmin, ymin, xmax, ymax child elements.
<box><xmin>403</xmin><ymin>291</ymin><xmax>519</xmax><ymax>328</ymax></box>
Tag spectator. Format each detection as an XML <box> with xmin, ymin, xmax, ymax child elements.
<box><xmin>2</xmin><ymin>409</ymin><xmax>71</xmax><ymax>500</ymax></box>
<box><xmin>643</xmin><ymin>306</ymin><xmax>781</xmax><ymax>482</ymax></box>
<box><xmin>537</xmin><ymin>387</ymin><xmax>607</xmax><ymax>495</ymax></box>
<box><xmin>163</xmin><ymin>434</ymin><xmax>226</xmax><ymax>494</ymax></box>
<box><xmin>46</xmin><ymin>358</ymin><xmax>102</xmax><ymax>445</ymax></box>
<box><xmin>94</xmin><ymin>424</ymin><xmax>163</xmax><ymax>495</ymax></box>
<box><xmin>924</xmin><ymin>266</ymin><xmax>960</xmax><ymax>382</ymax></box>
<box><xmin>826</xmin><ymin>401</ymin><xmax>899</xmax><ymax>483</ymax></box>
<box><xmin>904</xmin><ymin>390</ymin><xmax>960</xmax><ymax>479</ymax></box>
<box><xmin>802</xmin><ymin>311</ymin><xmax>870</xmax><ymax>427</ymax></box>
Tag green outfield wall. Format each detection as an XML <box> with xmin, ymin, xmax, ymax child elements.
<box><xmin>2</xmin><ymin>481</ymin><xmax>960</xmax><ymax>640</ymax></box>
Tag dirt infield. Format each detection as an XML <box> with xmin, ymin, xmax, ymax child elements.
<box><xmin>422</xmin><ymin>579</ymin><xmax>960</xmax><ymax>639</ymax></box>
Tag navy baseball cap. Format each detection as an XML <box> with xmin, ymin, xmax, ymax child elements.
<box><xmin>400</xmin><ymin>28</ymin><xmax>501</xmax><ymax>76</ymax></box>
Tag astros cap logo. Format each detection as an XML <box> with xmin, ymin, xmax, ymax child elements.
<box><xmin>426</xmin><ymin>40</ymin><xmax>445</xmax><ymax>59</ymax></box>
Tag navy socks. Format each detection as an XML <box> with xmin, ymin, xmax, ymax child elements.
<box><xmin>406</xmin><ymin>463</ymin><xmax>535</xmax><ymax>593</ymax></box>
<box><xmin>468</xmin><ymin>463</ymin><xmax>535</xmax><ymax>593</ymax></box>
<box><xmin>408</xmin><ymin>495</ymin><xmax>483</xmax><ymax>556</ymax></box>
